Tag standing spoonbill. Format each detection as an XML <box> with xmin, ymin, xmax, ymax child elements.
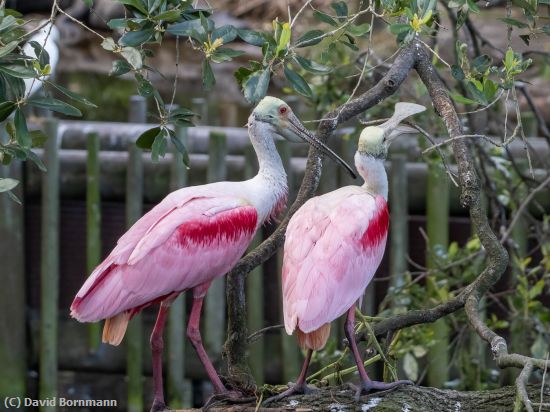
<box><xmin>70</xmin><ymin>96</ymin><xmax>356</xmax><ymax>412</ymax></box>
<box><xmin>271</xmin><ymin>102</ymin><xmax>426</xmax><ymax>402</ymax></box>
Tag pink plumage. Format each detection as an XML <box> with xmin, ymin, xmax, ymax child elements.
<box><xmin>282</xmin><ymin>186</ymin><xmax>388</xmax><ymax>348</ymax></box>
<box><xmin>71</xmin><ymin>192</ymin><xmax>258</xmax><ymax>323</ymax></box>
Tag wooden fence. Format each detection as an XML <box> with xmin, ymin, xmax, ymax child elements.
<box><xmin>0</xmin><ymin>96</ymin><xmax>548</xmax><ymax>410</ymax></box>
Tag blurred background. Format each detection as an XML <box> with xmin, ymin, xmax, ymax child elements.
<box><xmin>0</xmin><ymin>0</ymin><xmax>549</xmax><ymax>410</ymax></box>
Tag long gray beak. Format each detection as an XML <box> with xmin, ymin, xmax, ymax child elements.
<box><xmin>287</xmin><ymin>113</ymin><xmax>357</xmax><ymax>179</ymax></box>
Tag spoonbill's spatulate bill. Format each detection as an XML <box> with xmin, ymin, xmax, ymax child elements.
<box><xmin>70</xmin><ymin>96</ymin><xmax>355</xmax><ymax>411</ymax></box>
<box><xmin>269</xmin><ymin>102</ymin><xmax>426</xmax><ymax>403</ymax></box>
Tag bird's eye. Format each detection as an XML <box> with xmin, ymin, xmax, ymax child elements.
<box><xmin>279</xmin><ymin>106</ymin><xmax>288</xmax><ymax>114</ymax></box>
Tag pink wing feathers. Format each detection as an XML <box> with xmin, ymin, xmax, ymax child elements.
<box><xmin>71</xmin><ymin>191</ymin><xmax>258</xmax><ymax>323</ymax></box>
<box><xmin>282</xmin><ymin>187</ymin><xmax>388</xmax><ymax>336</ymax></box>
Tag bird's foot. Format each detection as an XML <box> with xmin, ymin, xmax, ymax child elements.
<box><xmin>262</xmin><ymin>382</ymin><xmax>319</xmax><ymax>406</ymax></box>
<box><xmin>349</xmin><ymin>379</ymin><xmax>413</xmax><ymax>400</ymax></box>
<box><xmin>202</xmin><ymin>389</ymin><xmax>255</xmax><ymax>410</ymax></box>
<box><xmin>150</xmin><ymin>398</ymin><xmax>170</xmax><ymax>412</ymax></box>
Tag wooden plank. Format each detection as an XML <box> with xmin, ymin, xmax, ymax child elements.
<box><xmin>0</xmin><ymin>155</ymin><xmax>26</xmax><ymax>400</ymax></box>
<box><xmin>86</xmin><ymin>132</ymin><xmax>102</xmax><ymax>352</ymax></box>
<box><xmin>389</xmin><ymin>152</ymin><xmax>408</xmax><ymax>296</ymax></box>
<box><xmin>243</xmin><ymin>144</ymin><xmax>265</xmax><ymax>385</ymax></box>
<box><xmin>167</xmin><ymin>109</ymin><xmax>192</xmax><ymax>408</ymax></box>
<box><xmin>126</xmin><ymin>96</ymin><xmax>146</xmax><ymax>412</ymax></box>
<box><xmin>39</xmin><ymin>118</ymin><xmax>60</xmax><ymax>412</ymax></box>
<box><xmin>275</xmin><ymin>140</ymin><xmax>301</xmax><ymax>383</ymax></box>
<box><xmin>426</xmin><ymin>160</ymin><xmax>450</xmax><ymax>387</ymax></box>
<box><xmin>204</xmin><ymin>131</ymin><xmax>228</xmax><ymax>360</ymax></box>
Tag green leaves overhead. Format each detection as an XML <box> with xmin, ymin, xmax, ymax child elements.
<box><xmin>27</xmin><ymin>97</ymin><xmax>82</xmax><ymax>117</ymax></box>
<box><xmin>284</xmin><ymin>66</ymin><xmax>312</xmax><ymax>98</ymax></box>
<box><xmin>296</xmin><ymin>30</ymin><xmax>325</xmax><ymax>48</ymax></box>
<box><xmin>0</xmin><ymin>178</ymin><xmax>18</xmax><ymax>193</ymax></box>
<box><xmin>243</xmin><ymin>69</ymin><xmax>270</xmax><ymax>104</ymax></box>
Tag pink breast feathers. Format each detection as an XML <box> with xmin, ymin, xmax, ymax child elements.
<box><xmin>175</xmin><ymin>206</ymin><xmax>258</xmax><ymax>247</ymax></box>
<box><xmin>360</xmin><ymin>196</ymin><xmax>389</xmax><ymax>250</ymax></box>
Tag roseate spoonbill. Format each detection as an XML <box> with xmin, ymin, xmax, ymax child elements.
<box><xmin>270</xmin><ymin>102</ymin><xmax>426</xmax><ymax>402</ymax></box>
<box><xmin>70</xmin><ymin>96</ymin><xmax>355</xmax><ymax>411</ymax></box>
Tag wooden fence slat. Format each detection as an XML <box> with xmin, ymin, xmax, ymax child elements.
<box><xmin>389</xmin><ymin>152</ymin><xmax>408</xmax><ymax>295</ymax></box>
<box><xmin>204</xmin><ymin>131</ymin><xmax>228</xmax><ymax>366</ymax></box>
<box><xmin>275</xmin><ymin>140</ymin><xmax>301</xmax><ymax>383</ymax></box>
<box><xmin>39</xmin><ymin>118</ymin><xmax>60</xmax><ymax>412</ymax></box>
<box><xmin>426</xmin><ymin>160</ymin><xmax>450</xmax><ymax>387</ymax></box>
<box><xmin>0</xmin><ymin>154</ymin><xmax>26</xmax><ymax>400</ymax></box>
<box><xmin>243</xmin><ymin>144</ymin><xmax>265</xmax><ymax>385</ymax></box>
<box><xmin>126</xmin><ymin>96</ymin><xmax>146</xmax><ymax>412</ymax></box>
<box><xmin>167</xmin><ymin>109</ymin><xmax>191</xmax><ymax>408</ymax></box>
<box><xmin>86</xmin><ymin>132</ymin><xmax>101</xmax><ymax>352</ymax></box>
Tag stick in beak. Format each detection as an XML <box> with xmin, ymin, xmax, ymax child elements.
<box><xmin>287</xmin><ymin>113</ymin><xmax>357</xmax><ymax>179</ymax></box>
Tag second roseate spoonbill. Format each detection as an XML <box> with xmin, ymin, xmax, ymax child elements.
<box><xmin>268</xmin><ymin>102</ymin><xmax>426</xmax><ymax>403</ymax></box>
<box><xmin>70</xmin><ymin>96</ymin><xmax>355</xmax><ymax>412</ymax></box>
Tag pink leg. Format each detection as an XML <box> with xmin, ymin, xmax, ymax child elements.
<box><xmin>344</xmin><ymin>306</ymin><xmax>412</xmax><ymax>399</ymax></box>
<box><xmin>263</xmin><ymin>349</ymin><xmax>318</xmax><ymax>405</ymax></box>
<box><xmin>150</xmin><ymin>303</ymin><xmax>170</xmax><ymax>412</ymax></box>
<box><xmin>186</xmin><ymin>295</ymin><xmax>227</xmax><ymax>393</ymax></box>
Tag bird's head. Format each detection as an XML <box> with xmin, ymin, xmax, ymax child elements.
<box><xmin>358</xmin><ymin>126</ymin><xmax>387</xmax><ymax>159</ymax></box>
<box><xmin>251</xmin><ymin>96</ymin><xmax>356</xmax><ymax>178</ymax></box>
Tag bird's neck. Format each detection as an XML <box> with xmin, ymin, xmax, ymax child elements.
<box><xmin>247</xmin><ymin>120</ymin><xmax>288</xmax><ymax>222</ymax></box>
<box><xmin>354</xmin><ymin>152</ymin><xmax>388</xmax><ymax>200</ymax></box>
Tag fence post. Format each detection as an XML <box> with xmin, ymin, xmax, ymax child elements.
<box><xmin>275</xmin><ymin>139</ymin><xmax>301</xmax><ymax>383</ymax></box>
<box><xmin>389</xmin><ymin>152</ymin><xmax>408</xmax><ymax>300</ymax></box>
<box><xmin>167</xmin><ymin>106</ymin><xmax>191</xmax><ymax>408</ymax></box>
<box><xmin>86</xmin><ymin>132</ymin><xmax>101</xmax><ymax>353</ymax></box>
<box><xmin>0</xmin><ymin>155</ymin><xmax>26</xmax><ymax>401</ymax></box>
<box><xmin>126</xmin><ymin>96</ymin><xmax>146</xmax><ymax>412</ymax></box>
<box><xmin>204</xmin><ymin>131</ymin><xmax>227</xmax><ymax>368</ymax></box>
<box><xmin>39</xmin><ymin>118</ymin><xmax>60</xmax><ymax>412</ymax></box>
<box><xmin>243</xmin><ymin>144</ymin><xmax>264</xmax><ymax>385</ymax></box>
<box><xmin>426</xmin><ymin>160</ymin><xmax>450</xmax><ymax>387</ymax></box>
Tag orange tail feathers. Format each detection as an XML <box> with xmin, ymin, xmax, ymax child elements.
<box><xmin>296</xmin><ymin>323</ymin><xmax>331</xmax><ymax>351</ymax></box>
<box><xmin>102</xmin><ymin>311</ymin><xmax>131</xmax><ymax>346</ymax></box>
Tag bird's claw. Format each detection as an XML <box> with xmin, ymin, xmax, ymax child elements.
<box><xmin>350</xmin><ymin>379</ymin><xmax>413</xmax><ymax>400</ymax></box>
<box><xmin>262</xmin><ymin>382</ymin><xmax>319</xmax><ymax>406</ymax></box>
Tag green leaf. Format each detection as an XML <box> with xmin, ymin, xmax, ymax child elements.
<box><xmin>119</xmin><ymin>28</ymin><xmax>154</xmax><ymax>47</ymax></box>
<box><xmin>167</xmin><ymin>19</ymin><xmax>205</xmax><ymax>37</ymax></box>
<box><xmin>151</xmin><ymin>130</ymin><xmax>167</xmax><ymax>162</ymax></box>
<box><xmin>83</xmin><ymin>0</ymin><xmax>93</xmax><ymax>6</ymax></box>
<box><xmin>212</xmin><ymin>25</ymin><xmax>238</xmax><ymax>44</ymax></box>
<box><xmin>136</xmin><ymin>126</ymin><xmax>161</xmax><ymax>149</ymax></box>
<box><xmin>28</xmin><ymin>40</ymin><xmax>50</xmax><ymax>67</ymax></box>
<box><xmin>154</xmin><ymin>10</ymin><xmax>182</xmax><ymax>22</ymax></box>
<box><xmin>0</xmin><ymin>40</ymin><xmax>19</xmax><ymax>58</ymax></box>
<box><xmin>120</xmin><ymin>47</ymin><xmax>143</xmax><ymax>69</ymax></box>
<box><xmin>450</xmin><ymin>92</ymin><xmax>477</xmax><ymax>105</ymax></box>
<box><xmin>237</xmin><ymin>29</ymin><xmax>265</xmax><ymax>46</ymax></box>
<box><xmin>471</xmin><ymin>54</ymin><xmax>492</xmax><ymax>73</ymax></box>
<box><xmin>403</xmin><ymin>352</ymin><xmax>418</xmax><ymax>381</ymax></box>
<box><xmin>451</xmin><ymin>64</ymin><xmax>465</xmax><ymax>80</ymax></box>
<box><xmin>46</xmin><ymin>82</ymin><xmax>97</xmax><ymax>108</ymax></box>
<box><xmin>101</xmin><ymin>37</ymin><xmax>117</xmax><ymax>51</ymax></box>
<box><xmin>389</xmin><ymin>23</ymin><xmax>411</xmax><ymax>34</ymax></box>
<box><xmin>483</xmin><ymin>78</ymin><xmax>497</xmax><ymax>100</ymax></box>
<box><xmin>243</xmin><ymin>69</ymin><xmax>270</xmax><ymax>104</ymax></box>
<box><xmin>110</xmin><ymin>60</ymin><xmax>133</xmax><ymax>76</ymax></box>
<box><xmin>27</xmin><ymin>97</ymin><xmax>82</xmax><ymax>116</ymax></box>
<box><xmin>107</xmin><ymin>18</ymin><xmax>129</xmax><ymax>29</ymax></box>
<box><xmin>29</xmin><ymin>130</ymin><xmax>48</xmax><ymax>148</ymax></box>
<box><xmin>26</xmin><ymin>148</ymin><xmax>46</xmax><ymax>172</ymax></box>
<box><xmin>14</xmin><ymin>109</ymin><xmax>31</xmax><ymax>147</ymax></box>
<box><xmin>284</xmin><ymin>66</ymin><xmax>312</xmax><ymax>98</ymax></box>
<box><xmin>202</xmin><ymin>59</ymin><xmax>215</xmax><ymax>90</ymax></box>
<box><xmin>313</xmin><ymin>10</ymin><xmax>338</xmax><ymax>26</ymax></box>
<box><xmin>0</xmin><ymin>64</ymin><xmax>35</xmax><ymax>79</ymax></box>
<box><xmin>296</xmin><ymin>29</ymin><xmax>325</xmax><ymax>48</ymax></box>
<box><xmin>331</xmin><ymin>1</ymin><xmax>348</xmax><ymax>20</ymax></box>
<box><xmin>0</xmin><ymin>101</ymin><xmax>15</xmax><ymax>121</ymax></box>
<box><xmin>347</xmin><ymin>23</ymin><xmax>371</xmax><ymax>37</ymax></box>
<box><xmin>465</xmin><ymin>81</ymin><xmax>488</xmax><ymax>105</ymax></box>
<box><xmin>135</xmin><ymin>74</ymin><xmax>154</xmax><ymax>96</ymax></box>
<box><xmin>293</xmin><ymin>55</ymin><xmax>331</xmax><ymax>73</ymax></box>
<box><xmin>210</xmin><ymin>47</ymin><xmax>244</xmax><ymax>63</ymax></box>
<box><xmin>170</xmin><ymin>133</ymin><xmax>190</xmax><ymax>168</ymax></box>
<box><xmin>499</xmin><ymin>18</ymin><xmax>529</xmax><ymax>28</ymax></box>
<box><xmin>118</xmin><ymin>0</ymin><xmax>148</xmax><ymax>15</ymax></box>
<box><xmin>0</xmin><ymin>177</ymin><xmax>18</xmax><ymax>192</ymax></box>
<box><xmin>276</xmin><ymin>22</ymin><xmax>291</xmax><ymax>55</ymax></box>
<box><xmin>511</xmin><ymin>0</ymin><xmax>536</xmax><ymax>14</ymax></box>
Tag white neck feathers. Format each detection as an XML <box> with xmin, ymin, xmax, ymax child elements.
<box><xmin>354</xmin><ymin>152</ymin><xmax>388</xmax><ymax>200</ymax></box>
